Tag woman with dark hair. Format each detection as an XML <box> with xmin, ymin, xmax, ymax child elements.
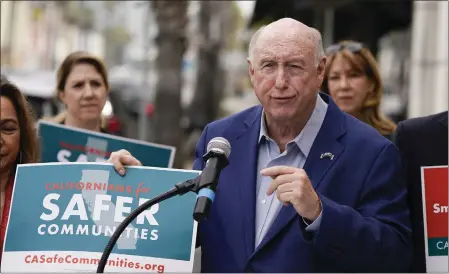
<box><xmin>322</xmin><ymin>40</ymin><xmax>396</xmax><ymax>139</ymax></box>
<box><xmin>0</xmin><ymin>74</ymin><xmax>39</xmax><ymax>258</ymax></box>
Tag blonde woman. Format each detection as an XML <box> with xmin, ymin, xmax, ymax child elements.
<box><xmin>322</xmin><ymin>40</ymin><xmax>396</xmax><ymax>139</ymax></box>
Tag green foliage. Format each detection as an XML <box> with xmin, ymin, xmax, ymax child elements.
<box><xmin>228</xmin><ymin>2</ymin><xmax>244</xmax><ymax>48</ymax></box>
<box><xmin>225</xmin><ymin>1</ymin><xmax>246</xmax><ymax>50</ymax></box>
<box><xmin>103</xmin><ymin>26</ymin><xmax>131</xmax><ymax>45</ymax></box>
<box><xmin>62</xmin><ymin>2</ymin><xmax>94</xmax><ymax>29</ymax></box>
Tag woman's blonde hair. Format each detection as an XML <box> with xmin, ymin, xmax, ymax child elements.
<box><xmin>49</xmin><ymin>51</ymin><xmax>109</xmax><ymax>130</ymax></box>
<box><xmin>321</xmin><ymin>40</ymin><xmax>396</xmax><ymax>136</ymax></box>
<box><xmin>1</xmin><ymin>74</ymin><xmax>40</xmax><ymax>165</ymax></box>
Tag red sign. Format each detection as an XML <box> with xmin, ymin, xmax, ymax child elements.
<box><xmin>421</xmin><ymin>166</ymin><xmax>448</xmax><ymax>272</ymax></box>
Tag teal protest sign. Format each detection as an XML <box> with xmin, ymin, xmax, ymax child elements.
<box><xmin>37</xmin><ymin>121</ymin><xmax>175</xmax><ymax>168</ymax></box>
<box><xmin>2</xmin><ymin>162</ymin><xmax>199</xmax><ymax>272</ymax></box>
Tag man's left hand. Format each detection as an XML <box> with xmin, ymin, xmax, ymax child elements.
<box><xmin>262</xmin><ymin>166</ymin><xmax>321</xmax><ymax>221</ymax></box>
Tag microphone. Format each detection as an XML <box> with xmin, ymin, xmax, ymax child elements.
<box><xmin>193</xmin><ymin>137</ymin><xmax>231</xmax><ymax>222</ymax></box>
<box><xmin>96</xmin><ymin>138</ymin><xmax>230</xmax><ymax>273</ymax></box>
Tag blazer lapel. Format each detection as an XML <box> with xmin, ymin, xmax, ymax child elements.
<box><xmin>225</xmin><ymin>106</ymin><xmax>262</xmax><ymax>259</ymax></box>
<box><xmin>254</xmin><ymin>94</ymin><xmax>346</xmax><ymax>253</ymax></box>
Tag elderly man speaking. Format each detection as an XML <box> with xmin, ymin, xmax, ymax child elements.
<box><xmin>109</xmin><ymin>18</ymin><xmax>412</xmax><ymax>272</ymax></box>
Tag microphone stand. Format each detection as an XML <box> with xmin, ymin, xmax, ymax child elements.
<box><xmin>96</xmin><ymin>176</ymin><xmax>200</xmax><ymax>273</ymax></box>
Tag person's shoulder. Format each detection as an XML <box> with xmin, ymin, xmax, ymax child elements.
<box><xmin>41</xmin><ymin>112</ymin><xmax>67</xmax><ymax>124</ymax></box>
<box><xmin>397</xmin><ymin>111</ymin><xmax>448</xmax><ymax>134</ymax></box>
<box><xmin>323</xmin><ymin>96</ymin><xmax>392</xmax><ymax>149</ymax></box>
<box><xmin>342</xmin><ymin>112</ymin><xmax>392</xmax><ymax>147</ymax></box>
<box><xmin>204</xmin><ymin>105</ymin><xmax>262</xmax><ymax>133</ymax></box>
<box><xmin>340</xmin><ymin>115</ymin><xmax>404</xmax><ymax>171</ymax></box>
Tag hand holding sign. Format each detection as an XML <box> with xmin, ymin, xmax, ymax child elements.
<box><xmin>108</xmin><ymin>149</ymin><xmax>142</xmax><ymax>176</ymax></box>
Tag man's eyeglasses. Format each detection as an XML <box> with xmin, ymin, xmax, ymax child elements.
<box><xmin>325</xmin><ymin>42</ymin><xmax>365</xmax><ymax>55</ymax></box>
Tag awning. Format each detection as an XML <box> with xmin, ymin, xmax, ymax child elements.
<box><xmin>249</xmin><ymin>0</ymin><xmax>412</xmax><ymax>55</ymax></box>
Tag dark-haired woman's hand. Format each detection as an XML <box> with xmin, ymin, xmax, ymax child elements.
<box><xmin>107</xmin><ymin>149</ymin><xmax>142</xmax><ymax>176</ymax></box>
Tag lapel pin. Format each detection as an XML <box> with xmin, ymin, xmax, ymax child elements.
<box><xmin>320</xmin><ymin>152</ymin><xmax>334</xmax><ymax>160</ymax></box>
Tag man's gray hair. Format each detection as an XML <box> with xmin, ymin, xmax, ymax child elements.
<box><xmin>310</xmin><ymin>28</ymin><xmax>325</xmax><ymax>66</ymax></box>
<box><xmin>247</xmin><ymin>25</ymin><xmax>266</xmax><ymax>63</ymax></box>
<box><xmin>247</xmin><ymin>25</ymin><xmax>325</xmax><ymax>66</ymax></box>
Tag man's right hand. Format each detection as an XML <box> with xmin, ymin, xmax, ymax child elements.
<box><xmin>107</xmin><ymin>149</ymin><xmax>142</xmax><ymax>176</ymax></box>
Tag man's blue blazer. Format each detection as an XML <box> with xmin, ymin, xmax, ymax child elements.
<box><xmin>192</xmin><ymin>93</ymin><xmax>412</xmax><ymax>272</ymax></box>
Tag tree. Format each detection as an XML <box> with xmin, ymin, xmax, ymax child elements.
<box><xmin>150</xmin><ymin>0</ymin><xmax>189</xmax><ymax>168</ymax></box>
<box><xmin>187</xmin><ymin>1</ymin><xmax>233</xmax><ymax>131</ymax></box>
